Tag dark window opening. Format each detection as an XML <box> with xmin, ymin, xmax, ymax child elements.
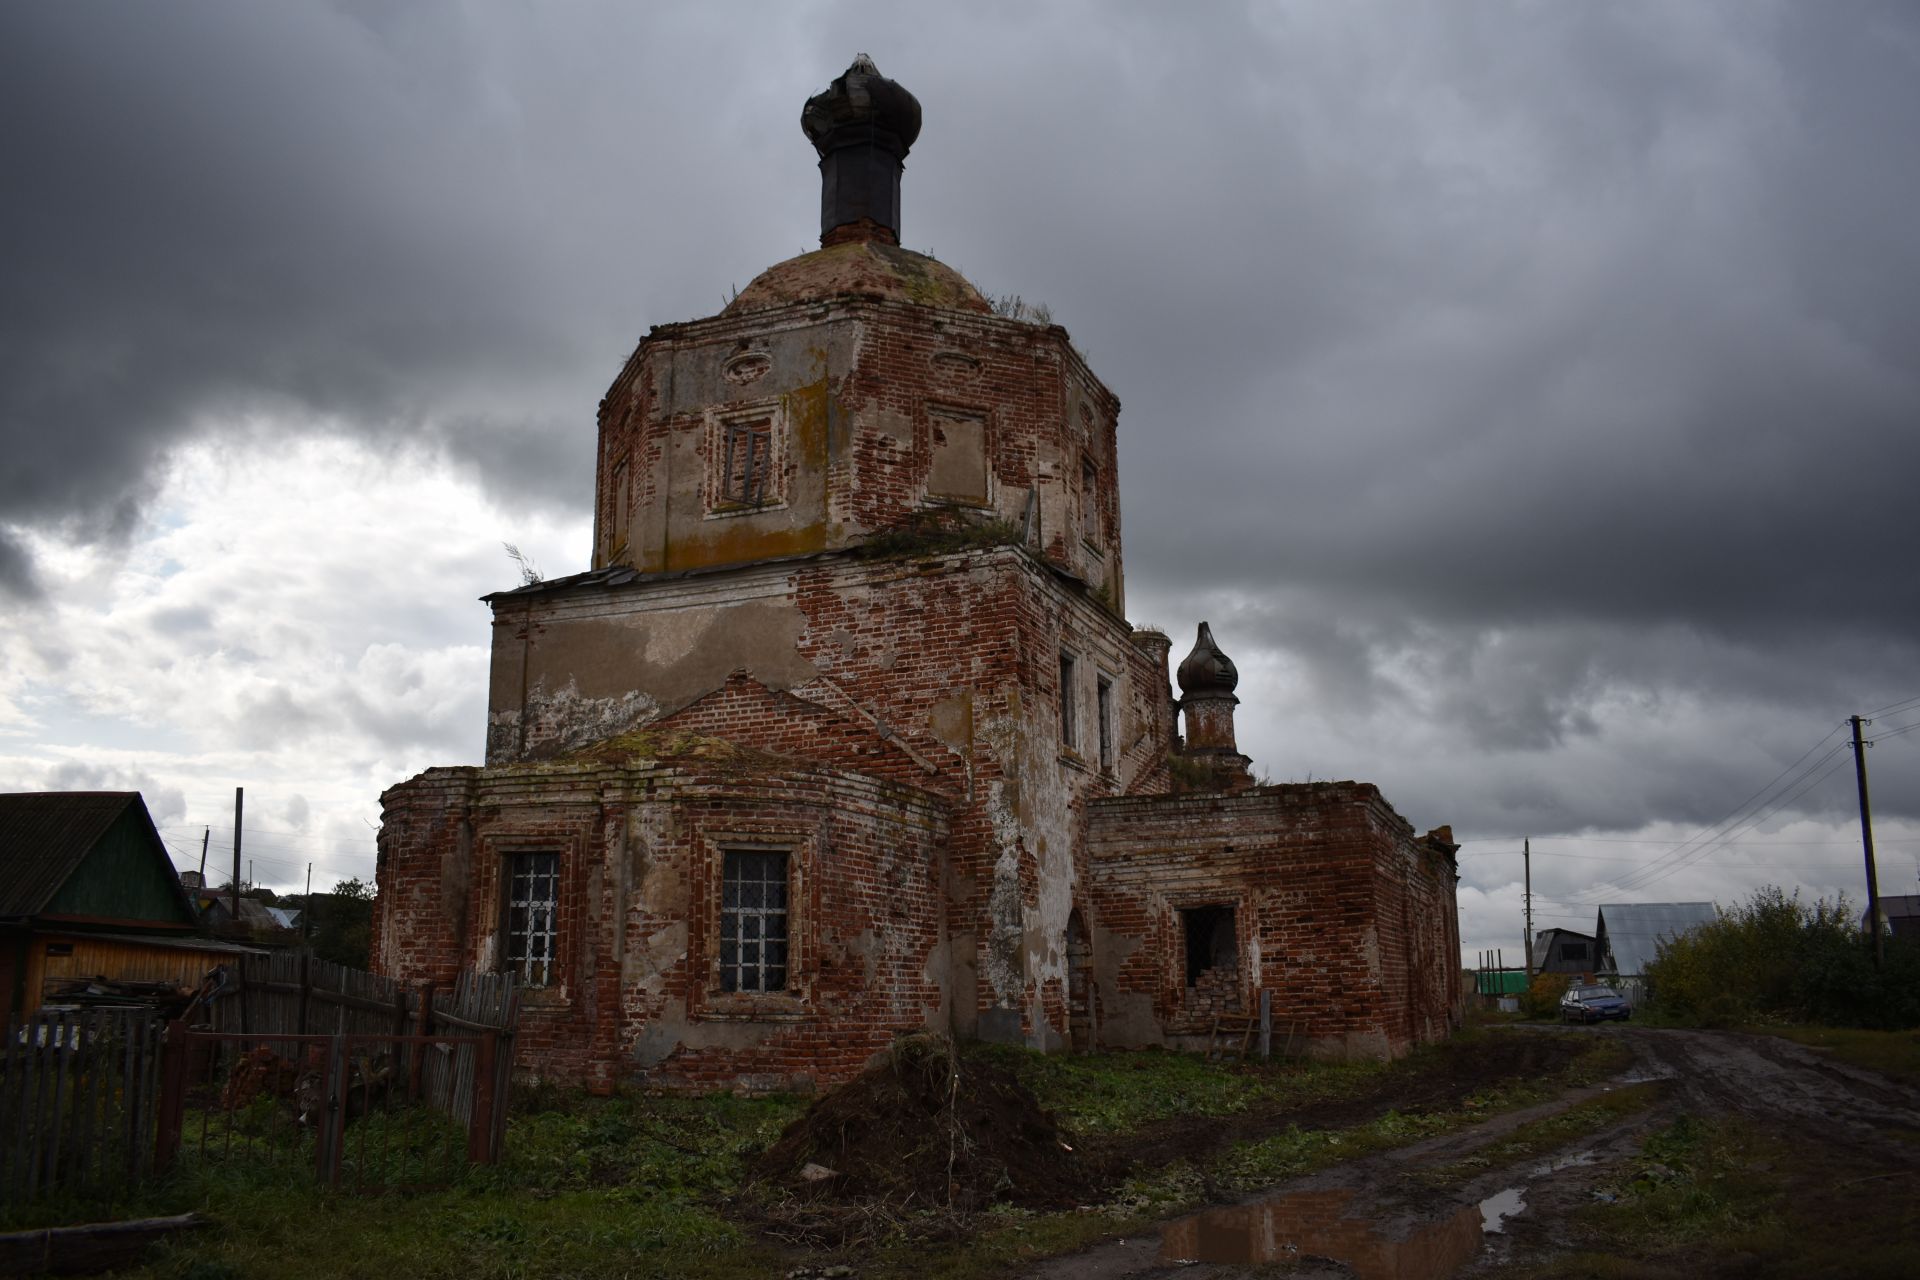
<box><xmin>505</xmin><ymin>852</ymin><xmax>559</xmax><ymax>987</ymax></box>
<box><xmin>611</xmin><ymin>459</ymin><xmax>631</xmax><ymax>550</ymax></box>
<box><xmin>722</xmin><ymin>420</ymin><xmax>774</xmax><ymax>506</ymax></box>
<box><xmin>1096</xmin><ymin>674</ymin><xmax>1115</xmax><ymax>771</ymax></box>
<box><xmin>721</xmin><ymin>849</ymin><xmax>789</xmax><ymax>993</ymax></box>
<box><xmin>1059</xmin><ymin>652</ymin><xmax>1078</xmax><ymax>750</ymax></box>
<box><xmin>1181</xmin><ymin>904</ymin><xmax>1236</xmax><ymax>987</ymax></box>
<box><xmin>1080</xmin><ymin>457</ymin><xmax>1099</xmax><ymax>542</ymax></box>
<box><xmin>1561</xmin><ymin>941</ymin><xmax>1589</xmax><ymax>961</ymax></box>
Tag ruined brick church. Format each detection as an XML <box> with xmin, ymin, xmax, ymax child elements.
<box><xmin>373</xmin><ymin>59</ymin><xmax>1462</xmax><ymax>1092</ymax></box>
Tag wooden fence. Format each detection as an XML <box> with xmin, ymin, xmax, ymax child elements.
<box><xmin>201</xmin><ymin>955</ymin><xmax>519</xmax><ymax>1161</ymax></box>
<box><xmin>4</xmin><ymin>960</ymin><xmax>517</xmax><ymax>1204</ymax></box>
<box><xmin>1</xmin><ymin>1008</ymin><xmax>165</xmax><ymax>1206</ymax></box>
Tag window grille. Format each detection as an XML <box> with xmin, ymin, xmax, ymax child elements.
<box><xmin>720</xmin><ymin>849</ymin><xmax>789</xmax><ymax>993</ymax></box>
<box><xmin>722</xmin><ymin>420</ymin><xmax>774</xmax><ymax>506</ymax></box>
<box><xmin>505</xmin><ymin>852</ymin><xmax>559</xmax><ymax>987</ymax></box>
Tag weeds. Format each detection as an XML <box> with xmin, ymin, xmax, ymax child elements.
<box><xmin>852</xmin><ymin>510</ymin><xmax>1024</xmax><ymax>561</ymax></box>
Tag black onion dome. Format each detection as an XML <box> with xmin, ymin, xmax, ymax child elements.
<box><xmin>1176</xmin><ymin>622</ymin><xmax>1239</xmax><ymax>697</ymax></box>
<box><xmin>802</xmin><ymin>55</ymin><xmax>922</xmax><ymax>157</ymax></box>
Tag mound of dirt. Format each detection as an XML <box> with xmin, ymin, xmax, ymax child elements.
<box><xmin>752</xmin><ymin>1035</ymin><xmax>1088</xmax><ymax>1211</ymax></box>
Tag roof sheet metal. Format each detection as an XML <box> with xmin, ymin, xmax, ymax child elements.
<box><xmin>1598</xmin><ymin>902</ymin><xmax>1718</xmax><ymax>976</ymax></box>
<box><xmin>0</xmin><ymin>791</ymin><xmax>142</xmax><ymax>917</ymax></box>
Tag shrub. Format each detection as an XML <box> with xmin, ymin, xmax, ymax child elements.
<box><xmin>1520</xmin><ymin>971</ymin><xmax>1570</xmax><ymax>1020</ymax></box>
<box><xmin>1646</xmin><ymin>886</ymin><xmax>1920</xmax><ymax>1029</ymax></box>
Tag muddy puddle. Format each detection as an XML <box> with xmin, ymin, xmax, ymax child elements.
<box><xmin>1157</xmin><ymin>1155</ymin><xmax>1592</xmax><ymax>1280</ymax></box>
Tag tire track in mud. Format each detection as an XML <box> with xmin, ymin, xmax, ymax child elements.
<box><xmin>1022</xmin><ymin>1027</ymin><xmax>1920</xmax><ymax>1279</ymax></box>
<box><xmin>1625</xmin><ymin>1028</ymin><xmax>1920</xmax><ymax>1155</ymax></box>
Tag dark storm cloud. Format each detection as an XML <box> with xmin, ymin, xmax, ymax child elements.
<box><xmin>4</xmin><ymin>1</ymin><xmax>1915</xmax><ymax>856</ymax></box>
<box><xmin>0</xmin><ymin>3</ymin><xmax>811</xmax><ymax>547</ymax></box>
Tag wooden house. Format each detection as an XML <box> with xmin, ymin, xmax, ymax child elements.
<box><xmin>0</xmin><ymin>791</ymin><xmax>252</xmax><ymax>1017</ymax></box>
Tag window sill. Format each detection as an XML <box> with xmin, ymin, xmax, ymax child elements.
<box><xmin>704</xmin><ymin>499</ymin><xmax>790</xmax><ymax>521</ymax></box>
<box><xmin>695</xmin><ymin>992</ymin><xmax>812</xmax><ymax>1022</ymax></box>
<box><xmin>517</xmin><ymin>987</ymin><xmax>573</xmax><ymax>1013</ymax></box>
<box><xmin>1058</xmin><ymin>751</ymin><xmax>1091</xmax><ymax>774</ymax></box>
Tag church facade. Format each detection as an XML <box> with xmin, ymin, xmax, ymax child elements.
<box><xmin>372</xmin><ymin>59</ymin><xmax>1462</xmax><ymax>1092</ymax></box>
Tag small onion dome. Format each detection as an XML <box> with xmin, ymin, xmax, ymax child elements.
<box><xmin>1176</xmin><ymin>621</ymin><xmax>1239</xmax><ymax>698</ymax></box>
<box><xmin>802</xmin><ymin>55</ymin><xmax>922</xmax><ymax>158</ymax></box>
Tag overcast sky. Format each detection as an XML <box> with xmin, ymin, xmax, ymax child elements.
<box><xmin>4</xmin><ymin>2</ymin><xmax>1916</xmax><ymax>964</ymax></box>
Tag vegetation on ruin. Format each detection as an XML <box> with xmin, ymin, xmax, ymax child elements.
<box><xmin>988</xmin><ymin>293</ymin><xmax>1053</xmax><ymax>325</ymax></box>
<box><xmin>852</xmin><ymin>509</ymin><xmax>1024</xmax><ymax>561</ymax></box>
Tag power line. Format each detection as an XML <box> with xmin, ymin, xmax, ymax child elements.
<box><xmin>1595</xmin><ymin>749</ymin><xmax>1857</xmax><ymax>898</ymax></box>
<box><xmin>1564</xmin><ymin>725</ymin><xmax>1856</xmax><ymax>903</ymax></box>
<box><xmin>1862</xmin><ymin>693</ymin><xmax>1920</xmax><ymax>720</ymax></box>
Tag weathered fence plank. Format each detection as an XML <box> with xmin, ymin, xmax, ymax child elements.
<box><xmin>0</xmin><ymin>1009</ymin><xmax>162</xmax><ymax>1207</ymax></box>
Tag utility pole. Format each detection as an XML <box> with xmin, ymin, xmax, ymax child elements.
<box><xmin>1850</xmin><ymin>715</ymin><xmax>1884</xmax><ymax>970</ymax></box>
<box><xmin>196</xmin><ymin>827</ymin><xmax>209</xmax><ymax>886</ymax></box>
<box><xmin>1523</xmin><ymin>838</ymin><xmax>1534</xmax><ymax>977</ymax></box>
<box><xmin>304</xmin><ymin>862</ymin><xmax>313</xmax><ymax>943</ymax></box>
<box><xmin>231</xmin><ymin>787</ymin><xmax>244</xmax><ymax>930</ymax></box>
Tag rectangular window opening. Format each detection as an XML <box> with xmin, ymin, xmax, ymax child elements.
<box><xmin>1562</xmin><ymin>941</ymin><xmax>1589</xmax><ymax>961</ymax></box>
<box><xmin>505</xmin><ymin>852</ymin><xmax>559</xmax><ymax>988</ymax></box>
<box><xmin>611</xmin><ymin>459</ymin><xmax>632</xmax><ymax>550</ymax></box>
<box><xmin>1096</xmin><ymin>674</ymin><xmax>1115</xmax><ymax>771</ymax></box>
<box><xmin>1080</xmin><ymin>457</ymin><xmax>1099</xmax><ymax>542</ymax></box>
<box><xmin>1059</xmin><ymin>652</ymin><xmax>1078</xmax><ymax>750</ymax></box>
<box><xmin>1181</xmin><ymin>904</ymin><xmax>1236</xmax><ymax>988</ymax></box>
<box><xmin>722</xmin><ymin>420</ymin><xmax>774</xmax><ymax>506</ymax></box>
<box><xmin>720</xmin><ymin>849</ymin><xmax>790</xmax><ymax>994</ymax></box>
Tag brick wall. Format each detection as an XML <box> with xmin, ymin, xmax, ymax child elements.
<box><xmin>377</xmin><ymin>745</ymin><xmax>951</xmax><ymax>1093</ymax></box>
<box><xmin>1087</xmin><ymin>784</ymin><xmax>1461</xmax><ymax>1060</ymax></box>
<box><xmin>590</xmin><ymin>296</ymin><xmax>1127</xmax><ymax>610</ymax></box>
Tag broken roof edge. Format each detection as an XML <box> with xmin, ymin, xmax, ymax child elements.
<box><xmin>484</xmin><ymin>538</ymin><xmax>1125</xmax><ymax>610</ymax></box>
<box><xmin>600</xmin><ymin>291</ymin><xmax>1120</xmax><ymax>421</ymax></box>
<box><xmin>379</xmin><ymin>731</ymin><xmax>956</xmax><ymax>816</ymax></box>
<box><xmin>1089</xmin><ymin>779</ymin><xmax>1448</xmax><ymax>848</ymax></box>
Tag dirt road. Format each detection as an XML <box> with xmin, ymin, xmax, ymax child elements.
<box><xmin>1026</xmin><ymin>1027</ymin><xmax>1920</xmax><ymax>1279</ymax></box>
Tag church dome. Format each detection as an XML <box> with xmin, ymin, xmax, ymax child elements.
<box><xmin>1176</xmin><ymin>621</ymin><xmax>1239</xmax><ymax>698</ymax></box>
<box><xmin>723</xmin><ymin>239</ymin><xmax>992</xmax><ymax>316</ymax></box>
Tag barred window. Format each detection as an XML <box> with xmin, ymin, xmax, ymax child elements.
<box><xmin>505</xmin><ymin>852</ymin><xmax>559</xmax><ymax>987</ymax></box>
<box><xmin>720</xmin><ymin>850</ymin><xmax>789</xmax><ymax>993</ymax></box>
<box><xmin>722</xmin><ymin>419</ymin><xmax>774</xmax><ymax>506</ymax></box>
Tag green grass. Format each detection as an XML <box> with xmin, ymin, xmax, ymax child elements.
<box><xmin>8</xmin><ymin>1031</ymin><xmax>1634</xmax><ymax>1280</ymax></box>
<box><xmin>1416</xmin><ymin>1082</ymin><xmax>1662</xmax><ymax>1189</ymax></box>
<box><xmin>1502</xmin><ymin>1112</ymin><xmax>1920</xmax><ymax>1280</ymax></box>
<box><xmin>976</xmin><ymin>1041</ymin><xmax>1393</xmax><ymax>1136</ymax></box>
<box><xmin>1756</xmin><ymin>1024</ymin><xmax>1920</xmax><ymax>1085</ymax></box>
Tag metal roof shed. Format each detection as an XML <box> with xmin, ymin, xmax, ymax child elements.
<box><xmin>1596</xmin><ymin>902</ymin><xmax>1718</xmax><ymax>978</ymax></box>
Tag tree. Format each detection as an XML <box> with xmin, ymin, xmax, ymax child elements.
<box><xmin>305</xmin><ymin>877</ymin><xmax>375</xmax><ymax>968</ymax></box>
